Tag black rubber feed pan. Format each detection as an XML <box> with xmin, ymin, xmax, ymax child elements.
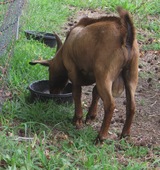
<box><xmin>25</xmin><ymin>30</ymin><xmax>57</xmax><ymax>48</ymax></box>
<box><xmin>28</xmin><ymin>80</ymin><xmax>73</xmax><ymax>103</ymax></box>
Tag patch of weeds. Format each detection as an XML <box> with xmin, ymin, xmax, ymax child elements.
<box><xmin>116</xmin><ymin>139</ymin><xmax>147</xmax><ymax>157</ymax></box>
<box><xmin>139</xmin><ymin>70</ymin><xmax>154</xmax><ymax>80</ymax></box>
<box><xmin>139</xmin><ymin>99</ymin><xmax>145</xmax><ymax>106</ymax></box>
<box><xmin>143</xmin><ymin>42</ymin><xmax>160</xmax><ymax>51</ymax></box>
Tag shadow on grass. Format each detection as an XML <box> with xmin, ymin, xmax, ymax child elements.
<box><xmin>1</xmin><ymin>93</ymin><xmax>97</xmax><ymax>143</ymax></box>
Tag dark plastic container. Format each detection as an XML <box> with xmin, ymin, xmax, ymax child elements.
<box><xmin>25</xmin><ymin>30</ymin><xmax>57</xmax><ymax>48</ymax></box>
<box><xmin>28</xmin><ymin>80</ymin><xmax>73</xmax><ymax>103</ymax></box>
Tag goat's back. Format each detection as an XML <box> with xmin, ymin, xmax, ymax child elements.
<box><xmin>63</xmin><ymin>18</ymin><xmax>128</xmax><ymax>71</ymax></box>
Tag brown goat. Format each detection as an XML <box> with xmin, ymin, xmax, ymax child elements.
<box><xmin>29</xmin><ymin>7</ymin><xmax>139</xmax><ymax>144</ymax></box>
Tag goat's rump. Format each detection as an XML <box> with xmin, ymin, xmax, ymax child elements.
<box><xmin>67</xmin><ymin>7</ymin><xmax>135</xmax><ymax>50</ymax></box>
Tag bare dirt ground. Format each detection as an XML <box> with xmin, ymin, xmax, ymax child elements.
<box><xmin>62</xmin><ymin>8</ymin><xmax>160</xmax><ymax>147</ymax></box>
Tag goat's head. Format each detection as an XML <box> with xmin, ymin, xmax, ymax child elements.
<box><xmin>29</xmin><ymin>34</ymin><xmax>68</xmax><ymax>94</ymax></box>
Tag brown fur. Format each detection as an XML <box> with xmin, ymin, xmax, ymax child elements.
<box><xmin>30</xmin><ymin>7</ymin><xmax>139</xmax><ymax>144</ymax></box>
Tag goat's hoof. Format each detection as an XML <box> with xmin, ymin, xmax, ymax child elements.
<box><xmin>85</xmin><ymin>115</ymin><xmax>96</xmax><ymax>125</ymax></box>
<box><xmin>73</xmin><ymin>117</ymin><xmax>83</xmax><ymax>129</ymax></box>
<box><xmin>85</xmin><ymin>119</ymin><xmax>92</xmax><ymax>125</ymax></box>
<box><xmin>76</xmin><ymin>122</ymin><xmax>83</xmax><ymax>129</ymax></box>
<box><xmin>94</xmin><ymin>135</ymin><xmax>105</xmax><ymax>145</ymax></box>
<box><xmin>120</xmin><ymin>133</ymin><xmax>130</xmax><ymax>139</ymax></box>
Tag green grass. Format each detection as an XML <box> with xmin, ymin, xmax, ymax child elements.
<box><xmin>0</xmin><ymin>0</ymin><xmax>160</xmax><ymax>169</ymax></box>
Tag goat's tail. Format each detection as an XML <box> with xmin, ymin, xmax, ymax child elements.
<box><xmin>117</xmin><ymin>7</ymin><xmax>135</xmax><ymax>49</ymax></box>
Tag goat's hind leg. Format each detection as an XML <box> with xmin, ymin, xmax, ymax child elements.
<box><xmin>85</xmin><ymin>85</ymin><xmax>100</xmax><ymax>124</ymax></box>
<box><xmin>95</xmin><ymin>80</ymin><xmax>115</xmax><ymax>144</ymax></box>
<box><xmin>121</xmin><ymin>67</ymin><xmax>138</xmax><ymax>138</ymax></box>
<box><xmin>121</xmin><ymin>81</ymin><xmax>136</xmax><ymax>138</ymax></box>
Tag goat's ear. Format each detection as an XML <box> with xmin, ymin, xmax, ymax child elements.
<box><xmin>54</xmin><ymin>33</ymin><xmax>62</xmax><ymax>52</ymax></box>
<box><xmin>29</xmin><ymin>60</ymin><xmax>50</xmax><ymax>67</ymax></box>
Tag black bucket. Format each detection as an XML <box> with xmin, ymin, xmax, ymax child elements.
<box><xmin>28</xmin><ymin>80</ymin><xmax>73</xmax><ymax>103</ymax></box>
<box><xmin>25</xmin><ymin>31</ymin><xmax>57</xmax><ymax>48</ymax></box>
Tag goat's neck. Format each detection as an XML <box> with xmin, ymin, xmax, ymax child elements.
<box><xmin>52</xmin><ymin>48</ymin><xmax>67</xmax><ymax>76</ymax></box>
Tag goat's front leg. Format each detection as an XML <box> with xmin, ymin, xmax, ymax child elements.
<box><xmin>85</xmin><ymin>85</ymin><xmax>100</xmax><ymax>124</ymax></box>
<box><xmin>72</xmin><ymin>85</ymin><xmax>83</xmax><ymax>129</ymax></box>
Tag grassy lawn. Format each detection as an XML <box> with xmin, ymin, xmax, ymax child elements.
<box><xmin>0</xmin><ymin>0</ymin><xmax>160</xmax><ymax>169</ymax></box>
